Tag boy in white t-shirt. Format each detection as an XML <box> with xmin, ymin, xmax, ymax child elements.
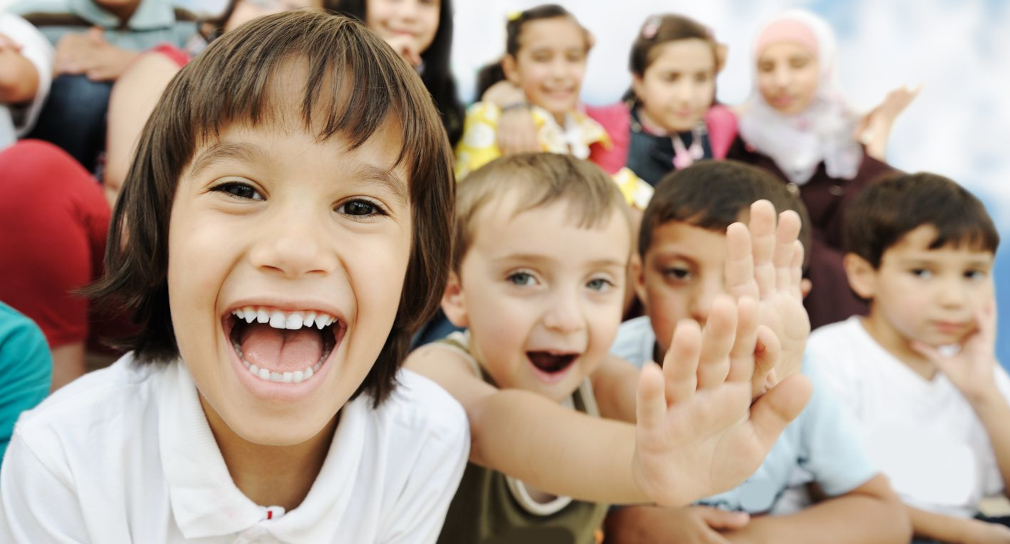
<box><xmin>0</xmin><ymin>13</ymin><xmax>52</xmax><ymax>150</ymax></box>
<box><xmin>606</xmin><ymin>160</ymin><xmax>909</xmax><ymax>544</ymax></box>
<box><xmin>0</xmin><ymin>12</ymin><xmax>469</xmax><ymax>542</ymax></box>
<box><xmin>810</xmin><ymin>172</ymin><xmax>1007</xmax><ymax>543</ymax></box>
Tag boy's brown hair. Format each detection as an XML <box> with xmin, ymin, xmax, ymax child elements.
<box><xmin>452</xmin><ymin>153</ymin><xmax>631</xmax><ymax>273</ymax></box>
<box><xmin>845</xmin><ymin>172</ymin><xmax>1000</xmax><ymax>268</ymax></box>
<box><xmin>89</xmin><ymin>10</ymin><xmax>455</xmax><ymax>405</ymax></box>
<box><xmin>640</xmin><ymin>160</ymin><xmax>812</xmax><ymax>264</ymax></box>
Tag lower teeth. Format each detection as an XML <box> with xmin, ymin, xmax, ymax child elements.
<box><xmin>242</xmin><ymin>360</ymin><xmax>322</xmax><ymax>384</ymax></box>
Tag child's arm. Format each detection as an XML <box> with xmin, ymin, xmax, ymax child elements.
<box><xmin>407</xmin><ymin>295</ymin><xmax>812</xmax><ymax>506</ymax></box>
<box><xmin>720</xmin><ymin>475</ymin><xmax>911</xmax><ymax>544</ymax></box>
<box><xmin>912</xmin><ymin>301</ymin><xmax>1010</xmax><ymax>496</ymax></box>
<box><xmin>908</xmin><ymin>506</ymin><xmax>1010</xmax><ymax>544</ymax></box>
<box><xmin>0</xmin><ymin>33</ymin><xmax>39</xmax><ymax>104</ymax></box>
<box><xmin>105</xmin><ymin>51</ymin><xmax>182</xmax><ymax>208</ymax></box>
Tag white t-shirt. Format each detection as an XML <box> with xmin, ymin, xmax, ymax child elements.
<box><xmin>809</xmin><ymin>316</ymin><xmax>1010</xmax><ymax>518</ymax></box>
<box><xmin>0</xmin><ymin>353</ymin><xmax>470</xmax><ymax>543</ymax></box>
<box><xmin>0</xmin><ymin>13</ymin><xmax>53</xmax><ymax>150</ymax></box>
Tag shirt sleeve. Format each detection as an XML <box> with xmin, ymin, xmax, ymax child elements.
<box><xmin>0</xmin><ymin>308</ymin><xmax>52</xmax><ymax>465</ymax></box>
<box><xmin>0</xmin><ymin>14</ymin><xmax>55</xmax><ymax>137</ymax></box>
<box><xmin>796</xmin><ymin>361</ymin><xmax>879</xmax><ymax>497</ymax></box>
<box><xmin>377</xmin><ymin>384</ymin><xmax>470</xmax><ymax>544</ymax></box>
<box><xmin>0</xmin><ymin>428</ymin><xmax>91</xmax><ymax>543</ymax></box>
<box><xmin>454</xmin><ymin>102</ymin><xmax>503</xmax><ymax>181</ymax></box>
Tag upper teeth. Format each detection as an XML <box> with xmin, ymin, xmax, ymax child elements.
<box><xmin>231</xmin><ymin>308</ymin><xmax>337</xmax><ymax>330</ymax></box>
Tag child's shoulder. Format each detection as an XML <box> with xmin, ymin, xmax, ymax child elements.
<box><xmin>14</xmin><ymin>353</ymin><xmax>168</xmax><ymax>440</ymax></box>
<box><xmin>807</xmin><ymin>317</ymin><xmax>869</xmax><ymax>362</ymax></box>
<box><xmin>374</xmin><ymin>368</ymin><xmax>469</xmax><ymax>442</ymax></box>
<box><xmin>609</xmin><ymin>316</ymin><xmax>656</xmax><ymax>369</ymax></box>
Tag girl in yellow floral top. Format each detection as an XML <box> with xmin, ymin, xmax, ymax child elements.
<box><xmin>456</xmin><ymin>4</ymin><xmax>652</xmax><ymax>210</ymax></box>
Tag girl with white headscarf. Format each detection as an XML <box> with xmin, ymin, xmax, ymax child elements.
<box><xmin>728</xmin><ymin>9</ymin><xmax>916</xmax><ymax>329</ymax></box>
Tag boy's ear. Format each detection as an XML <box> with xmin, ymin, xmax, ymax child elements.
<box><xmin>843</xmin><ymin>253</ymin><xmax>877</xmax><ymax>300</ymax></box>
<box><xmin>630</xmin><ymin>252</ymin><xmax>648</xmax><ymax>310</ymax></box>
<box><xmin>502</xmin><ymin>55</ymin><xmax>520</xmax><ymax>86</ymax></box>
<box><xmin>440</xmin><ymin>270</ymin><xmax>470</xmax><ymax>328</ymax></box>
<box><xmin>800</xmin><ymin>278</ymin><xmax>813</xmax><ymax>300</ymax></box>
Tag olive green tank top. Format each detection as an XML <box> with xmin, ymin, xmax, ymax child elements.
<box><xmin>434</xmin><ymin>332</ymin><xmax>608</xmax><ymax>544</ymax></box>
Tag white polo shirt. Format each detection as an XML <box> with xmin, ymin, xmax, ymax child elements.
<box><xmin>0</xmin><ymin>353</ymin><xmax>470</xmax><ymax>543</ymax></box>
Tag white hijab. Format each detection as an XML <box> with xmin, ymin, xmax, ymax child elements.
<box><xmin>738</xmin><ymin>10</ymin><xmax>862</xmax><ymax>185</ymax></box>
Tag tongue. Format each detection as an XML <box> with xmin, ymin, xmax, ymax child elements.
<box><xmin>239</xmin><ymin>323</ymin><xmax>323</xmax><ymax>372</ymax></box>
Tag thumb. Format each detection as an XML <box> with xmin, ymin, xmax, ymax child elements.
<box><xmin>88</xmin><ymin>27</ymin><xmax>105</xmax><ymax>43</ymax></box>
<box><xmin>696</xmin><ymin>506</ymin><xmax>750</xmax><ymax>530</ymax></box>
<box><xmin>749</xmin><ymin>374</ymin><xmax>812</xmax><ymax>450</ymax></box>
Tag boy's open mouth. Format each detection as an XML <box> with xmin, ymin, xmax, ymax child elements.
<box><xmin>526</xmin><ymin>351</ymin><xmax>578</xmax><ymax>375</ymax></box>
<box><xmin>226</xmin><ymin>308</ymin><xmax>344</xmax><ymax>385</ymax></box>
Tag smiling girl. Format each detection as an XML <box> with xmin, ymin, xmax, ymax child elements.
<box><xmin>0</xmin><ymin>11</ymin><xmax>468</xmax><ymax>542</ymax></box>
<box><xmin>334</xmin><ymin>0</ymin><xmax>465</xmax><ymax>146</ymax></box>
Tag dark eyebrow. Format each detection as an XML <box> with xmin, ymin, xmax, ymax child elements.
<box><xmin>188</xmin><ymin>142</ymin><xmax>268</xmax><ymax>179</ymax></box>
<box><xmin>349</xmin><ymin>162</ymin><xmax>409</xmax><ymax>207</ymax></box>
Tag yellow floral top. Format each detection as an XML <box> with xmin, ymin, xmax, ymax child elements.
<box><xmin>454</xmin><ymin>102</ymin><xmax>654</xmax><ymax>210</ymax></box>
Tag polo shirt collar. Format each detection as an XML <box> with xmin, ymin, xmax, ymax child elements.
<box><xmin>70</xmin><ymin>0</ymin><xmax>177</xmax><ymax>30</ymax></box>
<box><xmin>158</xmin><ymin>361</ymin><xmax>368</xmax><ymax>543</ymax></box>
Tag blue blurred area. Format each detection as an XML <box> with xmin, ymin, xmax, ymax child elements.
<box><xmin>997</xmin><ymin>243</ymin><xmax>1009</xmax><ymax>369</ymax></box>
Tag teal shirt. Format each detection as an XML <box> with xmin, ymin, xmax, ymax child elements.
<box><xmin>9</xmin><ymin>0</ymin><xmax>198</xmax><ymax>50</ymax></box>
<box><xmin>0</xmin><ymin>302</ymin><xmax>52</xmax><ymax>470</ymax></box>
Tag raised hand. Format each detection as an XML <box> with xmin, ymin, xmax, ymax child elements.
<box><xmin>632</xmin><ymin>294</ymin><xmax>812</xmax><ymax>507</ymax></box>
<box><xmin>55</xmin><ymin>27</ymin><xmax>139</xmax><ymax>81</ymax></box>
<box><xmin>383</xmin><ymin>34</ymin><xmax>422</xmax><ymax>67</ymax></box>
<box><xmin>913</xmin><ymin>300</ymin><xmax>999</xmax><ymax>404</ymax></box>
<box><xmin>725</xmin><ymin>200</ymin><xmax>809</xmax><ymax>397</ymax></box>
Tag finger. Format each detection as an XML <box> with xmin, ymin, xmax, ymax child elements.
<box><xmin>725</xmin><ymin>222</ymin><xmax>758</xmax><ymax>299</ymax></box>
<box><xmin>662</xmin><ymin>319</ymin><xmax>702</xmax><ymax>405</ymax></box>
<box><xmin>910</xmin><ymin>341</ymin><xmax>957</xmax><ymax>375</ymax></box>
<box><xmin>87</xmin><ymin>27</ymin><xmax>105</xmax><ymax>44</ymax></box>
<box><xmin>791</xmin><ymin>241</ymin><xmax>805</xmax><ymax>294</ymax></box>
<box><xmin>751</xmin><ymin>325</ymin><xmax>781</xmax><ymax>392</ymax></box>
<box><xmin>749</xmin><ymin>200</ymin><xmax>777</xmax><ymax>296</ymax></box>
<box><xmin>749</xmin><ymin>374</ymin><xmax>812</xmax><ymax>450</ymax></box>
<box><xmin>727</xmin><ymin>297</ymin><xmax>758</xmax><ymax>384</ymax></box>
<box><xmin>696</xmin><ymin>296</ymin><xmax>737</xmax><ymax>390</ymax></box>
<box><xmin>635</xmin><ymin>362</ymin><xmax>667</xmax><ymax>431</ymax></box>
<box><xmin>697</xmin><ymin>506</ymin><xmax>750</xmax><ymax>530</ymax></box>
<box><xmin>774</xmin><ymin>210</ymin><xmax>802</xmax><ymax>292</ymax></box>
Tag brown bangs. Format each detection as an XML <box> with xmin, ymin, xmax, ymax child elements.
<box><xmin>89</xmin><ymin>10</ymin><xmax>455</xmax><ymax>405</ymax></box>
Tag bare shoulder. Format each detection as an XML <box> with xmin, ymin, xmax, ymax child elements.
<box><xmin>405</xmin><ymin>342</ymin><xmax>499</xmax><ymax>412</ymax></box>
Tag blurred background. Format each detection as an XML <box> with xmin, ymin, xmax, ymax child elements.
<box><xmin>120</xmin><ymin>0</ymin><xmax>1010</xmax><ymax>364</ymax></box>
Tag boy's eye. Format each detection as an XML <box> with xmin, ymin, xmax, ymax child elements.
<box><xmin>910</xmin><ymin>268</ymin><xmax>932</xmax><ymax>279</ymax></box>
<box><xmin>212</xmin><ymin>181</ymin><xmax>264</xmax><ymax>201</ymax></box>
<box><xmin>338</xmin><ymin>199</ymin><xmax>385</xmax><ymax>217</ymax></box>
<box><xmin>586</xmin><ymin>278</ymin><xmax>613</xmax><ymax>292</ymax></box>
<box><xmin>663</xmin><ymin>267</ymin><xmax>691</xmax><ymax>281</ymax></box>
<box><xmin>665</xmin><ymin>72</ymin><xmax>681</xmax><ymax>82</ymax></box>
<box><xmin>694</xmin><ymin>72</ymin><xmax>711</xmax><ymax>83</ymax></box>
<box><xmin>965</xmin><ymin>269</ymin><xmax>987</xmax><ymax>280</ymax></box>
<box><xmin>507</xmin><ymin>272</ymin><xmax>536</xmax><ymax>286</ymax></box>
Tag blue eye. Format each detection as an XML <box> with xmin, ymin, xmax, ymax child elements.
<box><xmin>213</xmin><ymin>182</ymin><xmax>264</xmax><ymax>201</ymax></box>
<box><xmin>507</xmin><ymin>272</ymin><xmax>536</xmax><ymax>286</ymax></box>
<box><xmin>338</xmin><ymin>199</ymin><xmax>385</xmax><ymax>218</ymax></box>
<box><xmin>965</xmin><ymin>270</ymin><xmax>987</xmax><ymax>280</ymax></box>
<box><xmin>587</xmin><ymin>278</ymin><xmax>613</xmax><ymax>292</ymax></box>
<box><xmin>910</xmin><ymin>268</ymin><xmax>932</xmax><ymax>279</ymax></box>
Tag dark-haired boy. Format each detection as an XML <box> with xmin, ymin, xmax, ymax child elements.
<box><xmin>606</xmin><ymin>161</ymin><xmax>910</xmax><ymax>544</ymax></box>
<box><xmin>810</xmin><ymin>172</ymin><xmax>1008</xmax><ymax>544</ymax></box>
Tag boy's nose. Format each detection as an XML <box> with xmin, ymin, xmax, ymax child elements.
<box><xmin>249</xmin><ymin>206</ymin><xmax>337</xmax><ymax>279</ymax></box>
<box><xmin>935</xmin><ymin>277</ymin><xmax>968</xmax><ymax>308</ymax></box>
<box><xmin>542</xmin><ymin>290</ymin><xmax>584</xmax><ymax>334</ymax></box>
<box><xmin>688</xmin><ymin>281</ymin><xmax>722</xmax><ymax>326</ymax></box>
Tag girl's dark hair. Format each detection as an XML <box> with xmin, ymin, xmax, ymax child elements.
<box><xmin>87</xmin><ymin>10</ymin><xmax>455</xmax><ymax>407</ymax></box>
<box><xmin>474</xmin><ymin>4</ymin><xmax>589</xmax><ymax>100</ymax></box>
<box><xmin>333</xmin><ymin>0</ymin><xmax>464</xmax><ymax>145</ymax></box>
<box><xmin>624</xmin><ymin>14</ymin><xmax>721</xmax><ymax>102</ymax></box>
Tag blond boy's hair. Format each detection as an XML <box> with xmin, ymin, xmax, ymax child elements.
<box><xmin>452</xmin><ymin>153</ymin><xmax>631</xmax><ymax>273</ymax></box>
